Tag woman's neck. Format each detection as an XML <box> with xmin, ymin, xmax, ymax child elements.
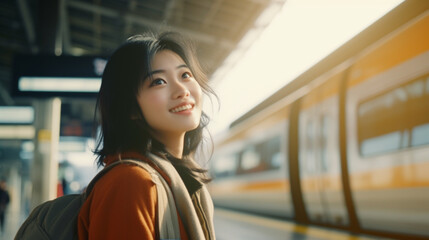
<box><xmin>153</xmin><ymin>132</ymin><xmax>185</xmax><ymax>159</ymax></box>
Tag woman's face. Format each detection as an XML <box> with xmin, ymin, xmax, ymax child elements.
<box><xmin>137</xmin><ymin>50</ymin><xmax>202</xmax><ymax>140</ymax></box>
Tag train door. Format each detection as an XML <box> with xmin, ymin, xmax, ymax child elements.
<box><xmin>298</xmin><ymin>74</ymin><xmax>349</xmax><ymax>226</ymax></box>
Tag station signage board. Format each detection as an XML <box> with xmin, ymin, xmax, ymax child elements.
<box><xmin>12</xmin><ymin>55</ymin><xmax>107</xmax><ymax>98</ymax></box>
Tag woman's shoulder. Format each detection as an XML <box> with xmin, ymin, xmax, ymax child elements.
<box><xmin>93</xmin><ymin>162</ymin><xmax>156</xmax><ymax>196</ymax></box>
<box><xmin>79</xmin><ymin>161</ymin><xmax>158</xmax><ymax>239</ymax></box>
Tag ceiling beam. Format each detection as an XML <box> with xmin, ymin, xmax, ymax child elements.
<box><xmin>0</xmin><ymin>81</ymin><xmax>14</xmax><ymax>105</ymax></box>
<box><xmin>201</xmin><ymin>0</ymin><xmax>223</xmax><ymax>28</ymax></box>
<box><xmin>17</xmin><ymin>0</ymin><xmax>38</xmax><ymax>53</ymax></box>
<box><xmin>68</xmin><ymin>16</ymin><xmax>118</xmax><ymax>35</ymax></box>
<box><xmin>169</xmin><ymin>0</ymin><xmax>184</xmax><ymax>24</ymax></box>
<box><xmin>70</xmin><ymin>31</ymin><xmax>118</xmax><ymax>49</ymax></box>
<box><xmin>59</xmin><ymin>0</ymin><xmax>72</xmax><ymax>55</ymax></box>
<box><xmin>93</xmin><ymin>0</ymin><xmax>102</xmax><ymax>51</ymax></box>
<box><xmin>163</xmin><ymin>0</ymin><xmax>177</xmax><ymax>23</ymax></box>
<box><xmin>38</xmin><ymin>0</ymin><xmax>60</xmax><ymax>54</ymax></box>
<box><xmin>67</xmin><ymin>0</ymin><xmax>234</xmax><ymax>50</ymax></box>
<box><xmin>123</xmin><ymin>0</ymin><xmax>137</xmax><ymax>38</ymax></box>
<box><xmin>0</xmin><ymin>37</ymin><xmax>26</xmax><ymax>51</ymax></box>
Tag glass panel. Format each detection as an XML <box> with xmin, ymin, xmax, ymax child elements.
<box><xmin>213</xmin><ymin>154</ymin><xmax>238</xmax><ymax>178</ymax></box>
<box><xmin>305</xmin><ymin>121</ymin><xmax>316</xmax><ymax>173</ymax></box>
<box><xmin>411</xmin><ymin>123</ymin><xmax>429</xmax><ymax>146</ymax></box>
<box><xmin>358</xmin><ymin>73</ymin><xmax>429</xmax><ymax>157</ymax></box>
<box><xmin>320</xmin><ymin>115</ymin><xmax>329</xmax><ymax>171</ymax></box>
<box><xmin>266</xmin><ymin>136</ymin><xmax>281</xmax><ymax>169</ymax></box>
<box><xmin>405</xmin><ymin>80</ymin><xmax>424</xmax><ymax>98</ymax></box>
<box><xmin>426</xmin><ymin>77</ymin><xmax>429</xmax><ymax>94</ymax></box>
<box><xmin>271</xmin><ymin>152</ymin><xmax>283</xmax><ymax>169</ymax></box>
<box><xmin>361</xmin><ymin>131</ymin><xmax>401</xmax><ymax>156</ymax></box>
<box><xmin>401</xmin><ymin>130</ymin><xmax>410</xmax><ymax>148</ymax></box>
<box><xmin>240</xmin><ymin>147</ymin><xmax>260</xmax><ymax>173</ymax></box>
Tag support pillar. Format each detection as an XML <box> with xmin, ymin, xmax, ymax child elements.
<box><xmin>31</xmin><ymin>98</ymin><xmax>61</xmax><ymax>209</ymax></box>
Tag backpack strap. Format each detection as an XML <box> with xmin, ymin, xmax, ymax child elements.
<box><xmin>85</xmin><ymin>159</ymin><xmax>181</xmax><ymax>240</ymax></box>
<box><xmin>83</xmin><ymin>160</ymin><xmax>130</xmax><ymax>198</ymax></box>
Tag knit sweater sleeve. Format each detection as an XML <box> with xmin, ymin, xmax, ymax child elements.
<box><xmin>77</xmin><ymin>164</ymin><xmax>158</xmax><ymax>240</ymax></box>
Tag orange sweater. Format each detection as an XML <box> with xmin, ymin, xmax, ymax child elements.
<box><xmin>77</xmin><ymin>161</ymin><xmax>189</xmax><ymax>239</ymax></box>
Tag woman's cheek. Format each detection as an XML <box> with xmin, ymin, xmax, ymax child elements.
<box><xmin>146</xmin><ymin>92</ymin><xmax>166</xmax><ymax>107</ymax></box>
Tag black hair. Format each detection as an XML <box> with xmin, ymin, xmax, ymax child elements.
<box><xmin>94</xmin><ymin>31</ymin><xmax>216</xmax><ymax>183</ymax></box>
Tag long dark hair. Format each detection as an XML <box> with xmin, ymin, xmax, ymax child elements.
<box><xmin>94</xmin><ymin>31</ymin><xmax>215</xmax><ymax>183</ymax></box>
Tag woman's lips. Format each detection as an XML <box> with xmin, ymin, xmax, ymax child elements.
<box><xmin>169</xmin><ymin>103</ymin><xmax>194</xmax><ymax>113</ymax></box>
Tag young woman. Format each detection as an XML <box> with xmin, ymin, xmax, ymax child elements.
<box><xmin>77</xmin><ymin>32</ymin><xmax>216</xmax><ymax>240</ymax></box>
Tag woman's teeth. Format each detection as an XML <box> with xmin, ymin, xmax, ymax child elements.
<box><xmin>170</xmin><ymin>104</ymin><xmax>192</xmax><ymax>113</ymax></box>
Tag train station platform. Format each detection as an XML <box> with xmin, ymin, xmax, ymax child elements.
<box><xmin>213</xmin><ymin>208</ymin><xmax>389</xmax><ymax>240</ymax></box>
<box><xmin>2</xmin><ymin>209</ymin><xmax>24</xmax><ymax>240</ymax></box>
<box><xmin>3</xmin><ymin>206</ymin><xmax>390</xmax><ymax>240</ymax></box>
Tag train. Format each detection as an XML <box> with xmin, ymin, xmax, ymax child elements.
<box><xmin>208</xmin><ymin>1</ymin><xmax>429</xmax><ymax>239</ymax></box>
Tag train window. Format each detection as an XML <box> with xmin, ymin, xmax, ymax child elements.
<box><xmin>304</xmin><ymin>120</ymin><xmax>316</xmax><ymax>172</ymax></box>
<box><xmin>426</xmin><ymin>77</ymin><xmax>429</xmax><ymax>93</ymax></box>
<box><xmin>401</xmin><ymin>130</ymin><xmax>410</xmax><ymax>148</ymax></box>
<box><xmin>239</xmin><ymin>146</ymin><xmax>261</xmax><ymax>172</ymax></box>
<box><xmin>411</xmin><ymin>123</ymin><xmax>429</xmax><ymax>146</ymax></box>
<box><xmin>358</xmin><ymin>73</ymin><xmax>429</xmax><ymax>157</ymax></box>
<box><xmin>212</xmin><ymin>154</ymin><xmax>238</xmax><ymax>178</ymax></box>
<box><xmin>236</xmin><ymin>136</ymin><xmax>282</xmax><ymax>174</ymax></box>
<box><xmin>320</xmin><ymin>115</ymin><xmax>329</xmax><ymax>170</ymax></box>
<box><xmin>271</xmin><ymin>152</ymin><xmax>283</xmax><ymax>169</ymax></box>
<box><xmin>264</xmin><ymin>136</ymin><xmax>282</xmax><ymax>169</ymax></box>
<box><xmin>360</xmin><ymin>131</ymin><xmax>402</xmax><ymax>156</ymax></box>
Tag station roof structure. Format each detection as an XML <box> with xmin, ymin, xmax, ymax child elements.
<box><xmin>0</xmin><ymin>0</ymin><xmax>285</xmax><ymax>106</ymax></box>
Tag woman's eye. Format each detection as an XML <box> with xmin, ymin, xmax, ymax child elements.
<box><xmin>182</xmin><ymin>72</ymin><xmax>192</xmax><ymax>79</ymax></box>
<box><xmin>150</xmin><ymin>78</ymin><xmax>166</xmax><ymax>87</ymax></box>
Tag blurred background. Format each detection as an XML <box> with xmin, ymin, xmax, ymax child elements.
<box><xmin>1</xmin><ymin>0</ymin><xmax>429</xmax><ymax>239</ymax></box>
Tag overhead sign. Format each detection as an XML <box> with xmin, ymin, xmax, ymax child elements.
<box><xmin>12</xmin><ymin>55</ymin><xmax>107</xmax><ymax>97</ymax></box>
<box><xmin>0</xmin><ymin>106</ymin><xmax>34</xmax><ymax>124</ymax></box>
<box><xmin>0</xmin><ymin>106</ymin><xmax>35</xmax><ymax>139</ymax></box>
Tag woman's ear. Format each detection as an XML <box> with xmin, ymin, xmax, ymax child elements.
<box><xmin>130</xmin><ymin>109</ymin><xmax>142</xmax><ymax>120</ymax></box>
<box><xmin>130</xmin><ymin>102</ymin><xmax>143</xmax><ymax>120</ymax></box>
<box><xmin>130</xmin><ymin>111</ymin><xmax>142</xmax><ymax>120</ymax></box>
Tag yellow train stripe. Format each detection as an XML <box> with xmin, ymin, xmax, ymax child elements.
<box><xmin>209</xmin><ymin>179</ymin><xmax>290</xmax><ymax>195</ymax></box>
<box><xmin>211</xmin><ymin>160</ymin><xmax>429</xmax><ymax>195</ymax></box>
<box><xmin>238</xmin><ymin>180</ymin><xmax>289</xmax><ymax>191</ymax></box>
<box><xmin>299</xmin><ymin>161</ymin><xmax>429</xmax><ymax>192</ymax></box>
<box><xmin>301</xmin><ymin>175</ymin><xmax>344</xmax><ymax>192</ymax></box>
<box><xmin>350</xmin><ymin>160</ymin><xmax>429</xmax><ymax>191</ymax></box>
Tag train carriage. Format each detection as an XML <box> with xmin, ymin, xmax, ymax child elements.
<box><xmin>209</xmin><ymin>1</ymin><xmax>429</xmax><ymax>239</ymax></box>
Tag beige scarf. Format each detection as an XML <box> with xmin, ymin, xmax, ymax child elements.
<box><xmin>127</xmin><ymin>153</ymin><xmax>215</xmax><ymax>240</ymax></box>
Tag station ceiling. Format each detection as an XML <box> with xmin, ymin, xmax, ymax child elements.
<box><xmin>0</xmin><ymin>0</ymin><xmax>285</xmax><ymax>106</ymax></box>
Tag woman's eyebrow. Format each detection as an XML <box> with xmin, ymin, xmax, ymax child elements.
<box><xmin>144</xmin><ymin>69</ymin><xmax>164</xmax><ymax>80</ymax></box>
<box><xmin>177</xmin><ymin>64</ymin><xmax>188</xmax><ymax>69</ymax></box>
<box><xmin>145</xmin><ymin>64</ymin><xmax>189</xmax><ymax>79</ymax></box>
<box><xmin>151</xmin><ymin>64</ymin><xmax>189</xmax><ymax>74</ymax></box>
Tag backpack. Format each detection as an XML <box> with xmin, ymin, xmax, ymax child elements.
<box><xmin>14</xmin><ymin>159</ymin><xmax>180</xmax><ymax>240</ymax></box>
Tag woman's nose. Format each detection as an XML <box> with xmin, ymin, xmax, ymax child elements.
<box><xmin>172</xmin><ymin>81</ymin><xmax>190</xmax><ymax>99</ymax></box>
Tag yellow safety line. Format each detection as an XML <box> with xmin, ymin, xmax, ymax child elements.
<box><xmin>215</xmin><ymin>209</ymin><xmax>387</xmax><ymax>240</ymax></box>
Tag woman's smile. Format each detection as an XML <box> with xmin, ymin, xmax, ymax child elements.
<box><xmin>169</xmin><ymin>103</ymin><xmax>194</xmax><ymax>113</ymax></box>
